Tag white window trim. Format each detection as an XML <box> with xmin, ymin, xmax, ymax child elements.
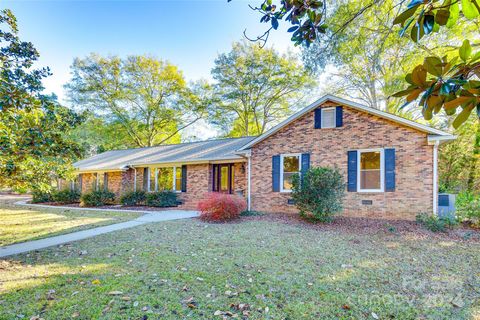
<box><xmin>357</xmin><ymin>148</ymin><xmax>384</xmax><ymax>193</ymax></box>
<box><xmin>173</xmin><ymin>166</ymin><xmax>182</xmax><ymax>193</ymax></box>
<box><xmin>280</xmin><ymin>153</ymin><xmax>302</xmax><ymax>193</ymax></box>
<box><xmin>321</xmin><ymin>107</ymin><xmax>336</xmax><ymax>129</ymax></box>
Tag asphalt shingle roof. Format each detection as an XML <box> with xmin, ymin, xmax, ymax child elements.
<box><xmin>73</xmin><ymin>136</ymin><xmax>256</xmax><ymax>172</ymax></box>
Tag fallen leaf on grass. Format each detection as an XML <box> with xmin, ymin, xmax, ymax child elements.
<box><xmin>91</xmin><ymin>279</ymin><xmax>101</xmax><ymax>285</ymax></box>
<box><xmin>108</xmin><ymin>291</ymin><xmax>123</xmax><ymax>296</ymax></box>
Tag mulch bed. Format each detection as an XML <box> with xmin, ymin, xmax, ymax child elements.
<box><xmin>241</xmin><ymin>212</ymin><xmax>480</xmax><ymax>242</ymax></box>
<box><xmin>31</xmin><ymin>202</ymin><xmax>183</xmax><ymax>211</ymax></box>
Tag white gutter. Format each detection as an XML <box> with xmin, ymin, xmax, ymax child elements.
<box><xmin>247</xmin><ymin>152</ymin><xmax>252</xmax><ymax>211</ymax></box>
<box><xmin>433</xmin><ymin>140</ymin><xmax>439</xmax><ymax>216</ymax></box>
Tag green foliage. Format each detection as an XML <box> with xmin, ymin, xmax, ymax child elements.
<box><xmin>66</xmin><ymin>54</ymin><xmax>207</xmax><ymax>148</ymax></box>
<box><xmin>416</xmin><ymin>213</ymin><xmax>457</xmax><ymax>232</ymax></box>
<box><xmin>145</xmin><ymin>191</ymin><xmax>178</xmax><ymax>207</ymax></box>
<box><xmin>80</xmin><ymin>190</ymin><xmax>115</xmax><ymax>207</ymax></box>
<box><xmin>291</xmin><ymin>167</ymin><xmax>345</xmax><ymax>222</ymax></box>
<box><xmin>51</xmin><ymin>189</ymin><xmax>81</xmax><ymax>204</ymax></box>
<box><xmin>0</xmin><ymin>10</ymin><xmax>83</xmax><ymax>193</ymax></box>
<box><xmin>456</xmin><ymin>191</ymin><xmax>480</xmax><ymax>227</ymax></box>
<box><xmin>211</xmin><ymin>41</ymin><xmax>316</xmax><ymax>137</ymax></box>
<box><xmin>31</xmin><ymin>191</ymin><xmax>53</xmax><ymax>204</ymax></box>
<box><xmin>120</xmin><ymin>191</ymin><xmax>146</xmax><ymax>206</ymax></box>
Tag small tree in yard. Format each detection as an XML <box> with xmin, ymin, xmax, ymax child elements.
<box><xmin>292</xmin><ymin>167</ymin><xmax>345</xmax><ymax>222</ymax></box>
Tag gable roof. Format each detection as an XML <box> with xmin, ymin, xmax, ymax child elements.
<box><xmin>74</xmin><ymin>136</ymin><xmax>256</xmax><ymax>172</ymax></box>
<box><xmin>238</xmin><ymin>94</ymin><xmax>454</xmax><ymax>150</ymax></box>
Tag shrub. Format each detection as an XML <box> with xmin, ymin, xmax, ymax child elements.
<box><xmin>52</xmin><ymin>189</ymin><xmax>81</xmax><ymax>204</ymax></box>
<box><xmin>292</xmin><ymin>167</ymin><xmax>345</xmax><ymax>222</ymax></box>
<box><xmin>120</xmin><ymin>191</ymin><xmax>146</xmax><ymax>206</ymax></box>
<box><xmin>240</xmin><ymin>210</ymin><xmax>264</xmax><ymax>217</ymax></box>
<box><xmin>80</xmin><ymin>190</ymin><xmax>115</xmax><ymax>207</ymax></box>
<box><xmin>416</xmin><ymin>213</ymin><xmax>457</xmax><ymax>232</ymax></box>
<box><xmin>456</xmin><ymin>198</ymin><xmax>480</xmax><ymax>227</ymax></box>
<box><xmin>145</xmin><ymin>191</ymin><xmax>178</xmax><ymax>207</ymax></box>
<box><xmin>197</xmin><ymin>193</ymin><xmax>247</xmax><ymax>222</ymax></box>
<box><xmin>31</xmin><ymin>191</ymin><xmax>52</xmax><ymax>203</ymax></box>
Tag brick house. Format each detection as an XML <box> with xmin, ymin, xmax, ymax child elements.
<box><xmin>73</xmin><ymin>95</ymin><xmax>455</xmax><ymax>220</ymax></box>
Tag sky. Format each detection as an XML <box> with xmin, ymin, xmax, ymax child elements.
<box><xmin>3</xmin><ymin>0</ymin><xmax>300</xmax><ymax>103</ymax></box>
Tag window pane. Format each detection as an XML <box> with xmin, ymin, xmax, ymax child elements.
<box><xmin>360</xmin><ymin>151</ymin><xmax>380</xmax><ymax>169</ymax></box>
<box><xmin>283</xmin><ymin>156</ymin><xmax>299</xmax><ymax>172</ymax></box>
<box><xmin>283</xmin><ymin>172</ymin><xmax>296</xmax><ymax>190</ymax></box>
<box><xmin>322</xmin><ymin>109</ymin><xmax>335</xmax><ymax>128</ymax></box>
<box><xmin>360</xmin><ymin>170</ymin><xmax>381</xmax><ymax>189</ymax></box>
<box><xmin>157</xmin><ymin>168</ymin><xmax>173</xmax><ymax>190</ymax></box>
<box><xmin>174</xmin><ymin>167</ymin><xmax>182</xmax><ymax>191</ymax></box>
<box><xmin>97</xmin><ymin>173</ymin><xmax>104</xmax><ymax>191</ymax></box>
<box><xmin>220</xmin><ymin>166</ymin><xmax>229</xmax><ymax>191</ymax></box>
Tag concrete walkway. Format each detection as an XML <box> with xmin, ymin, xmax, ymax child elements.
<box><xmin>0</xmin><ymin>208</ymin><xmax>198</xmax><ymax>258</ymax></box>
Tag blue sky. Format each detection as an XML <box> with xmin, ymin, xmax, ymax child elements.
<box><xmin>4</xmin><ymin>0</ymin><xmax>298</xmax><ymax>103</ymax></box>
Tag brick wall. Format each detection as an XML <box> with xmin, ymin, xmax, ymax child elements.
<box><xmin>249</xmin><ymin>101</ymin><xmax>434</xmax><ymax>220</ymax></box>
<box><xmin>178</xmin><ymin>164</ymin><xmax>211</xmax><ymax>210</ymax></box>
<box><xmin>81</xmin><ymin>173</ymin><xmax>96</xmax><ymax>194</ymax></box>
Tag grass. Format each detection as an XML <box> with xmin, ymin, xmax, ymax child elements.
<box><xmin>0</xmin><ymin>197</ymin><xmax>141</xmax><ymax>246</ymax></box>
<box><xmin>0</xmin><ymin>212</ymin><xmax>479</xmax><ymax>320</ymax></box>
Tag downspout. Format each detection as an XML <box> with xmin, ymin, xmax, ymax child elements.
<box><xmin>433</xmin><ymin>140</ymin><xmax>439</xmax><ymax>216</ymax></box>
<box><xmin>247</xmin><ymin>153</ymin><xmax>252</xmax><ymax>211</ymax></box>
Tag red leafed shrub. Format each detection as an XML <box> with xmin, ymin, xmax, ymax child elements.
<box><xmin>197</xmin><ymin>193</ymin><xmax>247</xmax><ymax>222</ymax></box>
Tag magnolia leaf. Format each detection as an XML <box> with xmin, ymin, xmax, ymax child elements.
<box><xmin>407</xmin><ymin>88</ymin><xmax>423</xmax><ymax>102</ymax></box>
<box><xmin>423</xmin><ymin>15</ymin><xmax>435</xmax><ymax>34</ymax></box>
<box><xmin>411</xmin><ymin>65</ymin><xmax>427</xmax><ymax>86</ymax></box>
<box><xmin>471</xmin><ymin>51</ymin><xmax>480</xmax><ymax>63</ymax></box>
<box><xmin>444</xmin><ymin>96</ymin><xmax>474</xmax><ymax>110</ymax></box>
<box><xmin>452</xmin><ymin>103</ymin><xmax>474</xmax><ymax>128</ymax></box>
<box><xmin>477</xmin><ymin>104</ymin><xmax>480</xmax><ymax>118</ymax></box>
<box><xmin>392</xmin><ymin>88</ymin><xmax>416</xmax><ymax>97</ymax></box>
<box><xmin>459</xmin><ymin>40</ymin><xmax>472</xmax><ymax>61</ymax></box>
<box><xmin>461</xmin><ymin>0</ymin><xmax>480</xmax><ymax>19</ymax></box>
<box><xmin>393</xmin><ymin>6</ymin><xmax>419</xmax><ymax>25</ymax></box>
<box><xmin>435</xmin><ymin>9</ymin><xmax>450</xmax><ymax>25</ymax></box>
<box><xmin>408</xmin><ymin>0</ymin><xmax>424</xmax><ymax>8</ymax></box>
<box><xmin>424</xmin><ymin>56</ymin><xmax>443</xmax><ymax>76</ymax></box>
<box><xmin>427</xmin><ymin>95</ymin><xmax>444</xmax><ymax>113</ymax></box>
<box><xmin>446</xmin><ymin>1</ymin><xmax>460</xmax><ymax>27</ymax></box>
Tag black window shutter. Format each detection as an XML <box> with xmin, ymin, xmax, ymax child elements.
<box><xmin>336</xmin><ymin>106</ymin><xmax>343</xmax><ymax>127</ymax></box>
<box><xmin>272</xmin><ymin>155</ymin><xmax>281</xmax><ymax>192</ymax></box>
<box><xmin>143</xmin><ymin>168</ymin><xmax>148</xmax><ymax>191</ymax></box>
<box><xmin>385</xmin><ymin>148</ymin><xmax>396</xmax><ymax>192</ymax></box>
<box><xmin>301</xmin><ymin>153</ymin><xmax>310</xmax><ymax>185</ymax></box>
<box><xmin>181</xmin><ymin>165</ymin><xmax>187</xmax><ymax>192</ymax></box>
<box><xmin>104</xmin><ymin>173</ymin><xmax>108</xmax><ymax>191</ymax></box>
<box><xmin>314</xmin><ymin>109</ymin><xmax>322</xmax><ymax>129</ymax></box>
<box><xmin>78</xmin><ymin>174</ymin><xmax>82</xmax><ymax>193</ymax></box>
<box><xmin>347</xmin><ymin>151</ymin><xmax>357</xmax><ymax>192</ymax></box>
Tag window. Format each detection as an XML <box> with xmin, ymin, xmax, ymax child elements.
<box><xmin>280</xmin><ymin>154</ymin><xmax>301</xmax><ymax>192</ymax></box>
<box><xmin>174</xmin><ymin>167</ymin><xmax>182</xmax><ymax>192</ymax></box>
<box><xmin>321</xmin><ymin>108</ymin><xmax>336</xmax><ymax>128</ymax></box>
<box><xmin>148</xmin><ymin>167</ymin><xmax>183</xmax><ymax>192</ymax></box>
<box><xmin>212</xmin><ymin>164</ymin><xmax>234</xmax><ymax>193</ymax></box>
<box><xmin>97</xmin><ymin>172</ymin><xmax>105</xmax><ymax>191</ymax></box>
<box><xmin>358</xmin><ymin>149</ymin><xmax>384</xmax><ymax>192</ymax></box>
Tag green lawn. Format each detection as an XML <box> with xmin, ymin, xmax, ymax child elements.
<box><xmin>0</xmin><ymin>197</ymin><xmax>141</xmax><ymax>246</ymax></box>
<box><xmin>0</xmin><ymin>211</ymin><xmax>479</xmax><ymax>320</ymax></box>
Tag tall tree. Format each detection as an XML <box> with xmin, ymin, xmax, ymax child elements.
<box><xmin>66</xmin><ymin>54</ymin><xmax>207</xmax><ymax>148</ymax></box>
<box><xmin>210</xmin><ymin>41</ymin><xmax>316</xmax><ymax>137</ymax></box>
<box><xmin>0</xmin><ymin>9</ymin><xmax>82</xmax><ymax>192</ymax></box>
<box><xmin>236</xmin><ymin>0</ymin><xmax>480</xmax><ymax>129</ymax></box>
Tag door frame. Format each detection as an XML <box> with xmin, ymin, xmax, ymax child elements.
<box><xmin>212</xmin><ymin>164</ymin><xmax>234</xmax><ymax>194</ymax></box>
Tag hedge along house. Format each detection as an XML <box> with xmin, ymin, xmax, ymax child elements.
<box><xmin>73</xmin><ymin>95</ymin><xmax>455</xmax><ymax>220</ymax></box>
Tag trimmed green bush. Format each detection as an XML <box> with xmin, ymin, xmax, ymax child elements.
<box><xmin>292</xmin><ymin>167</ymin><xmax>345</xmax><ymax>222</ymax></box>
<box><xmin>120</xmin><ymin>191</ymin><xmax>146</xmax><ymax>206</ymax></box>
<box><xmin>31</xmin><ymin>191</ymin><xmax>52</xmax><ymax>203</ymax></box>
<box><xmin>80</xmin><ymin>190</ymin><xmax>115</xmax><ymax>207</ymax></box>
<box><xmin>52</xmin><ymin>189</ymin><xmax>81</xmax><ymax>204</ymax></box>
<box><xmin>416</xmin><ymin>213</ymin><xmax>457</xmax><ymax>232</ymax></box>
<box><xmin>145</xmin><ymin>191</ymin><xmax>178</xmax><ymax>207</ymax></box>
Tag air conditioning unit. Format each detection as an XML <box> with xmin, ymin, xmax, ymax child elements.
<box><xmin>438</xmin><ymin>193</ymin><xmax>456</xmax><ymax>220</ymax></box>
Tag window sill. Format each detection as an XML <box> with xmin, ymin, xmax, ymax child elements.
<box><xmin>357</xmin><ymin>190</ymin><xmax>384</xmax><ymax>193</ymax></box>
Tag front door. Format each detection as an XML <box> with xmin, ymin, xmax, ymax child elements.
<box><xmin>212</xmin><ymin>164</ymin><xmax>234</xmax><ymax>194</ymax></box>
